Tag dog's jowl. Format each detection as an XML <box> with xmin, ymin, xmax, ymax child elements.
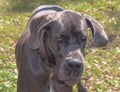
<box><xmin>15</xmin><ymin>5</ymin><xmax>109</xmax><ymax>92</ymax></box>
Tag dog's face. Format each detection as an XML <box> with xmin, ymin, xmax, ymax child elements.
<box><xmin>45</xmin><ymin>11</ymin><xmax>87</xmax><ymax>86</ymax></box>
<box><xmin>29</xmin><ymin>10</ymin><xmax>108</xmax><ymax>86</ymax></box>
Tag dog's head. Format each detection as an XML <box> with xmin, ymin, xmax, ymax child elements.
<box><xmin>29</xmin><ymin>10</ymin><xmax>108</xmax><ymax>86</ymax></box>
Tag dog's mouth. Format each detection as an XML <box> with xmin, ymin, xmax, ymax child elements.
<box><xmin>56</xmin><ymin>77</ymin><xmax>79</xmax><ymax>86</ymax></box>
<box><xmin>57</xmin><ymin>76</ymin><xmax>80</xmax><ymax>86</ymax></box>
<box><xmin>64</xmin><ymin>77</ymin><xmax>79</xmax><ymax>86</ymax></box>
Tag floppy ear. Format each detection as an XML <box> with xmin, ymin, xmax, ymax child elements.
<box><xmin>83</xmin><ymin>14</ymin><xmax>109</xmax><ymax>47</ymax></box>
<box><xmin>29</xmin><ymin>15</ymin><xmax>50</xmax><ymax>49</ymax></box>
<box><xmin>29</xmin><ymin>17</ymin><xmax>57</xmax><ymax>66</ymax></box>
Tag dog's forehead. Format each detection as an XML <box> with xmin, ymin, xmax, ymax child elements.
<box><xmin>59</xmin><ymin>11</ymin><xmax>83</xmax><ymax>25</ymax></box>
<box><xmin>55</xmin><ymin>10</ymin><xmax>87</xmax><ymax>35</ymax></box>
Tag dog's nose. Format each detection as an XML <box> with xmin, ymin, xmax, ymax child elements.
<box><xmin>67</xmin><ymin>59</ymin><xmax>83</xmax><ymax>69</ymax></box>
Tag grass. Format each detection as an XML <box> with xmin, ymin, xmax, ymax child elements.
<box><xmin>0</xmin><ymin>0</ymin><xmax>120</xmax><ymax>92</ymax></box>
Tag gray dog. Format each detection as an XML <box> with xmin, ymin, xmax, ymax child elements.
<box><xmin>15</xmin><ymin>5</ymin><xmax>109</xmax><ymax>92</ymax></box>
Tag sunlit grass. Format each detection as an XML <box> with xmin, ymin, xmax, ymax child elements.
<box><xmin>0</xmin><ymin>0</ymin><xmax>120</xmax><ymax>92</ymax></box>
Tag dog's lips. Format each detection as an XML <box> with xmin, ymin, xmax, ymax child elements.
<box><xmin>64</xmin><ymin>77</ymin><xmax>79</xmax><ymax>86</ymax></box>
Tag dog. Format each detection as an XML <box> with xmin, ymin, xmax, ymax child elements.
<box><xmin>15</xmin><ymin>5</ymin><xmax>109</xmax><ymax>92</ymax></box>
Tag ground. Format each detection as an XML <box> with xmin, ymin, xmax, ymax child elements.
<box><xmin>0</xmin><ymin>0</ymin><xmax>120</xmax><ymax>92</ymax></box>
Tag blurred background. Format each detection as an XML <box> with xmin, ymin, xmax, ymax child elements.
<box><xmin>0</xmin><ymin>0</ymin><xmax>120</xmax><ymax>92</ymax></box>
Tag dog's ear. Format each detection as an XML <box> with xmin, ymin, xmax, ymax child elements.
<box><xmin>82</xmin><ymin>13</ymin><xmax>109</xmax><ymax>47</ymax></box>
<box><xmin>29</xmin><ymin>16</ymin><xmax>56</xmax><ymax>66</ymax></box>
<box><xmin>29</xmin><ymin>15</ymin><xmax>52</xmax><ymax>49</ymax></box>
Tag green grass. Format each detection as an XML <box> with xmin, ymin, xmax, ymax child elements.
<box><xmin>0</xmin><ymin>0</ymin><xmax>120</xmax><ymax>92</ymax></box>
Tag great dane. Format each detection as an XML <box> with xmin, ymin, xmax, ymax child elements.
<box><xmin>15</xmin><ymin>5</ymin><xmax>108</xmax><ymax>92</ymax></box>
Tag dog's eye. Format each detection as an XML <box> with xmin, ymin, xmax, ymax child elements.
<box><xmin>57</xmin><ymin>34</ymin><xmax>65</xmax><ymax>42</ymax></box>
<box><xmin>57</xmin><ymin>36</ymin><xmax>63</xmax><ymax>42</ymax></box>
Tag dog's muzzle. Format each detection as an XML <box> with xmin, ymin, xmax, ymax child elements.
<box><xmin>62</xmin><ymin>57</ymin><xmax>84</xmax><ymax>86</ymax></box>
